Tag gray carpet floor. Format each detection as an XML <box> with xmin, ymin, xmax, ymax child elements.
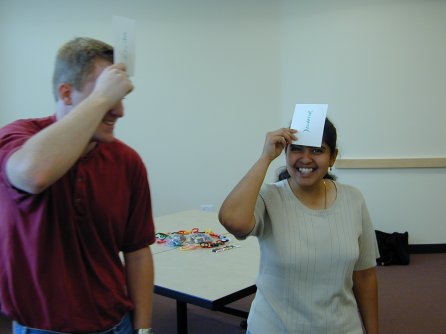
<box><xmin>1</xmin><ymin>253</ymin><xmax>445</xmax><ymax>334</ymax></box>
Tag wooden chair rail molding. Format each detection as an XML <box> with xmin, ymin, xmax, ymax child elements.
<box><xmin>335</xmin><ymin>157</ymin><xmax>446</xmax><ymax>169</ymax></box>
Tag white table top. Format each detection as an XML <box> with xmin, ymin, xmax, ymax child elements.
<box><xmin>152</xmin><ymin>210</ymin><xmax>259</xmax><ymax>306</ymax></box>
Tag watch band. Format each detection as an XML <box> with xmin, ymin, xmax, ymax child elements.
<box><xmin>134</xmin><ymin>329</ymin><xmax>154</xmax><ymax>334</ymax></box>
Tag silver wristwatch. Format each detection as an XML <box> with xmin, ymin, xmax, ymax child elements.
<box><xmin>134</xmin><ymin>329</ymin><xmax>154</xmax><ymax>334</ymax></box>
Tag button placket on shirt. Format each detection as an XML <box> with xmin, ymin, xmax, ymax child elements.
<box><xmin>74</xmin><ymin>164</ymin><xmax>87</xmax><ymax>216</ymax></box>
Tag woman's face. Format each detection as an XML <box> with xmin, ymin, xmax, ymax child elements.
<box><xmin>285</xmin><ymin>143</ymin><xmax>338</xmax><ymax>189</ymax></box>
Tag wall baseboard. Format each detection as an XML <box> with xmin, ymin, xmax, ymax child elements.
<box><xmin>409</xmin><ymin>244</ymin><xmax>446</xmax><ymax>254</ymax></box>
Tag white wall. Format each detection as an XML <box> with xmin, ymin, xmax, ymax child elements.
<box><xmin>1</xmin><ymin>0</ymin><xmax>445</xmax><ymax>244</ymax></box>
<box><xmin>278</xmin><ymin>0</ymin><xmax>446</xmax><ymax>244</ymax></box>
<box><xmin>0</xmin><ymin>0</ymin><xmax>283</xmax><ymax>214</ymax></box>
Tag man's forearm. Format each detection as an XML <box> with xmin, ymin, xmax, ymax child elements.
<box><xmin>125</xmin><ymin>246</ymin><xmax>155</xmax><ymax>329</ymax></box>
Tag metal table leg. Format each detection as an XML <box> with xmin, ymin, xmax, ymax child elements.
<box><xmin>176</xmin><ymin>300</ymin><xmax>188</xmax><ymax>334</ymax></box>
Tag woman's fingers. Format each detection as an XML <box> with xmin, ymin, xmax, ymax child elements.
<box><xmin>269</xmin><ymin>128</ymin><xmax>298</xmax><ymax>146</ymax></box>
<box><xmin>262</xmin><ymin>128</ymin><xmax>298</xmax><ymax>160</ymax></box>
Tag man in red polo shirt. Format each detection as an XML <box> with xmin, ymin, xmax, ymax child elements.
<box><xmin>0</xmin><ymin>37</ymin><xmax>155</xmax><ymax>334</ymax></box>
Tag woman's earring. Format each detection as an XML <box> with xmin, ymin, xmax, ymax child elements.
<box><xmin>329</xmin><ymin>166</ymin><xmax>333</xmax><ymax>172</ymax></box>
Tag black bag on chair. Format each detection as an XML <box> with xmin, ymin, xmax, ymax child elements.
<box><xmin>375</xmin><ymin>230</ymin><xmax>410</xmax><ymax>266</ymax></box>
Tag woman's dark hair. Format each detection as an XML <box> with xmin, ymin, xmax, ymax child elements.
<box><xmin>277</xmin><ymin>117</ymin><xmax>337</xmax><ymax>181</ymax></box>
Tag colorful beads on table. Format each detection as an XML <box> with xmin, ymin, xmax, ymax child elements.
<box><xmin>155</xmin><ymin>228</ymin><xmax>231</xmax><ymax>250</ymax></box>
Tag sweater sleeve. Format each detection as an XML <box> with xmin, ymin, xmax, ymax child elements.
<box><xmin>354</xmin><ymin>197</ymin><xmax>380</xmax><ymax>270</ymax></box>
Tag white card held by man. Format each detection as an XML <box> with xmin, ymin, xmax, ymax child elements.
<box><xmin>290</xmin><ymin>104</ymin><xmax>328</xmax><ymax>147</ymax></box>
<box><xmin>113</xmin><ymin>16</ymin><xmax>136</xmax><ymax>76</ymax></box>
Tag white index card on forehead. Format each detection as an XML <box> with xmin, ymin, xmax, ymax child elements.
<box><xmin>290</xmin><ymin>104</ymin><xmax>328</xmax><ymax>147</ymax></box>
<box><xmin>113</xmin><ymin>16</ymin><xmax>136</xmax><ymax>76</ymax></box>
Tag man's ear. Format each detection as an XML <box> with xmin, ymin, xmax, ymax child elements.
<box><xmin>58</xmin><ymin>83</ymin><xmax>73</xmax><ymax>105</ymax></box>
